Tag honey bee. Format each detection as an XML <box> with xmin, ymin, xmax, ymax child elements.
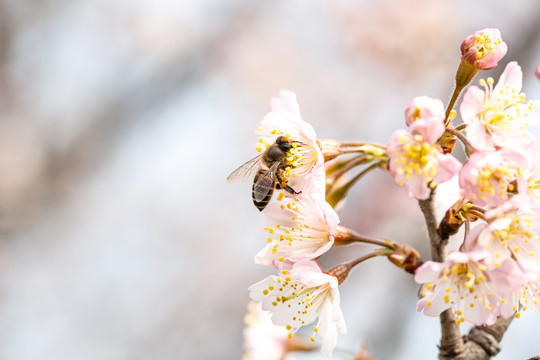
<box><xmin>227</xmin><ymin>136</ymin><xmax>301</xmax><ymax>211</ymax></box>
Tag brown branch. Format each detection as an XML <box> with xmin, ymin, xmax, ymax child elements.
<box><xmin>418</xmin><ymin>190</ymin><xmax>464</xmax><ymax>358</ymax></box>
<box><xmin>418</xmin><ymin>191</ymin><xmax>515</xmax><ymax>359</ymax></box>
<box><xmin>417</xmin><ymin>189</ymin><xmax>445</xmax><ymax>262</ymax></box>
<box><xmin>439</xmin><ymin>316</ymin><xmax>514</xmax><ymax>360</ymax></box>
<box><xmin>438</xmin><ymin>310</ymin><xmax>465</xmax><ymax>359</ymax></box>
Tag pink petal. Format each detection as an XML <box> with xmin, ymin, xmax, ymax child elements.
<box><xmin>494</xmin><ymin>61</ymin><xmax>522</xmax><ymax>94</ymax></box>
<box><xmin>460</xmin><ymin>86</ymin><xmax>485</xmax><ymax>124</ymax></box>
<box><xmin>433</xmin><ymin>154</ymin><xmax>462</xmax><ymax>184</ymax></box>
<box><xmin>414</xmin><ymin>261</ymin><xmax>444</xmax><ymax>283</ymax></box>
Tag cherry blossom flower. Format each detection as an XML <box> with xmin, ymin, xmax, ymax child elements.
<box><xmin>415</xmin><ymin>251</ymin><xmax>523</xmax><ymax>325</ymax></box>
<box><xmin>518</xmin><ymin>280</ymin><xmax>540</xmax><ymax>313</ymax></box>
<box><xmin>460</xmin><ymin>28</ymin><xmax>507</xmax><ymax>70</ymax></box>
<box><xmin>387</xmin><ymin>117</ymin><xmax>461</xmax><ymax>200</ymax></box>
<box><xmin>458</xmin><ymin>148</ymin><xmax>529</xmax><ymax>207</ymax></box>
<box><xmin>498</xmin><ymin>279</ymin><xmax>540</xmax><ymax>320</ymax></box>
<box><xmin>518</xmin><ymin>139</ymin><xmax>540</xmax><ymax>209</ymax></box>
<box><xmin>255</xmin><ymin>186</ymin><xmax>339</xmax><ymax>267</ymax></box>
<box><xmin>460</xmin><ymin>62</ymin><xmax>540</xmax><ymax>150</ymax></box>
<box><xmin>256</xmin><ymin>90</ymin><xmax>325</xmax><ymax>193</ymax></box>
<box><xmin>249</xmin><ymin>261</ymin><xmax>346</xmax><ymax>356</ymax></box>
<box><xmin>243</xmin><ymin>301</ymin><xmax>314</xmax><ymax>360</ymax></box>
<box><xmin>465</xmin><ymin>199</ymin><xmax>540</xmax><ymax>274</ymax></box>
<box><xmin>536</xmin><ymin>65</ymin><xmax>540</xmax><ymax>81</ymax></box>
<box><xmin>404</xmin><ymin>96</ymin><xmax>446</xmax><ymax>127</ymax></box>
<box><xmin>242</xmin><ymin>301</ymin><xmax>291</xmax><ymax>360</ymax></box>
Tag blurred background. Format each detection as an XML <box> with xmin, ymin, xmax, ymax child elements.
<box><xmin>1</xmin><ymin>0</ymin><xmax>540</xmax><ymax>359</ymax></box>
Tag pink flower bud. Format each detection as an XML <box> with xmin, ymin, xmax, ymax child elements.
<box><xmin>461</xmin><ymin>28</ymin><xmax>507</xmax><ymax>70</ymax></box>
<box><xmin>404</xmin><ymin>96</ymin><xmax>445</xmax><ymax>127</ymax></box>
<box><xmin>536</xmin><ymin>65</ymin><xmax>540</xmax><ymax>81</ymax></box>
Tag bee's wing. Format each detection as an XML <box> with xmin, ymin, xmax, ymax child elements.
<box><xmin>226</xmin><ymin>154</ymin><xmax>263</xmax><ymax>183</ymax></box>
<box><xmin>253</xmin><ymin>161</ymin><xmax>280</xmax><ymax>203</ymax></box>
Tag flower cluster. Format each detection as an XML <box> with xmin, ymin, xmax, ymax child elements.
<box><xmin>409</xmin><ymin>31</ymin><xmax>540</xmax><ymax>326</ymax></box>
<box><xmin>243</xmin><ymin>91</ymin><xmax>347</xmax><ymax>356</ymax></box>
<box><xmin>233</xmin><ymin>27</ymin><xmax>540</xmax><ymax>358</ymax></box>
<box><xmin>387</xmin><ymin>96</ymin><xmax>461</xmax><ymax>200</ymax></box>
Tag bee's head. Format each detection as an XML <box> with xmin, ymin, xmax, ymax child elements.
<box><xmin>275</xmin><ymin>136</ymin><xmax>293</xmax><ymax>152</ymax></box>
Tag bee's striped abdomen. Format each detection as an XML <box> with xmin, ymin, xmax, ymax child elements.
<box><xmin>252</xmin><ymin>169</ymin><xmax>275</xmax><ymax>211</ymax></box>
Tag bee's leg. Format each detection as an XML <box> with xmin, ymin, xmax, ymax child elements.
<box><xmin>283</xmin><ymin>184</ymin><xmax>301</xmax><ymax>195</ymax></box>
<box><xmin>276</xmin><ymin>174</ymin><xmax>301</xmax><ymax>195</ymax></box>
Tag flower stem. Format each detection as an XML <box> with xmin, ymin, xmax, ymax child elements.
<box><xmin>339</xmin><ymin>142</ymin><xmax>386</xmax><ymax>150</ymax></box>
<box><xmin>326</xmin><ymin>161</ymin><xmax>384</xmax><ymax>208</ymax></box>
<box><xmin>334</xmin><ymin>225</ymin><xmax>394</xmax><ymax>249</ymax></box>
<box><xmin>328</xmin><ymin>155</ymin><xmax>368</xmax><ymax>182</ymax></box>
<box><xmin>468</xmin><ymin>209</ymin><xmax>485</xmax><ymax>221</ymax></box>
<box><xmin>345</xmin><ymin>252</ymin><xmax>380</xmax><ymax>269</ymax></box>
<box><xmin>445</xmin><ymin>84</ymin><xmax>466</xmax><ymax>126</ymax></box>
<box><xmin>468</xmin><ymin>205</ymin><xmax>485</xmax><ymax>214</ymax></box>
<box><xmin>445</xmin><ymin>127</ymin><xmax>474</xmax><ymax>156</ymax></box>
<box><xmin>337</xmin><ymin>161</ymin><xmax>383</xmax><ymax>191</ymax></box>
<box><xmin>326</xmin><ymin>251</ymin><xmax>382</xmax><ymax>284</ymax></box>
